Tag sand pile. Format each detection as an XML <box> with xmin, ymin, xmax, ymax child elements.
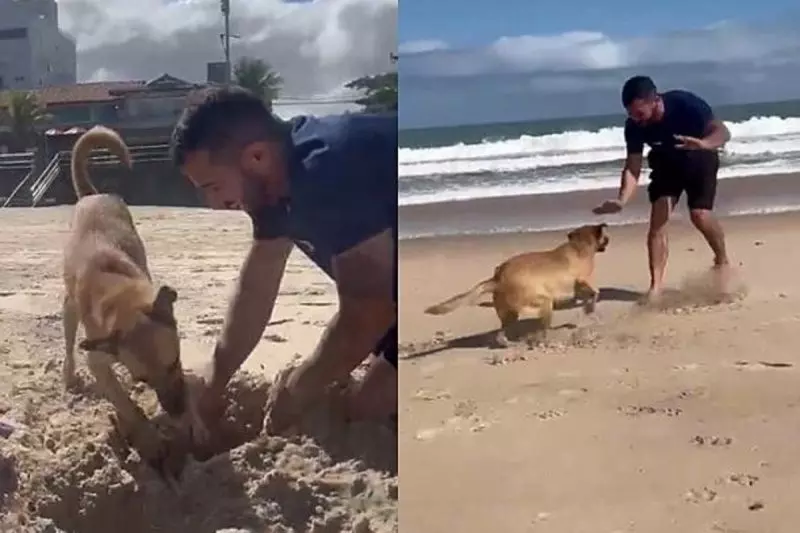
<box><xmin>0</xmin><ymin>311</ymin><xmax>397</xmax><ymax>533</ymax></box>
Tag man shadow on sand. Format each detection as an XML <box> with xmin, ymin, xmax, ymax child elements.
<box><xmin>402</xmin><ymin>286</ymin><xmax>642</xmax><ymax>360</ymax></box>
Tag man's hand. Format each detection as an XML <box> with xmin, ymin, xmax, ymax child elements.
<box><xmin>674</xmin><ymin>135</ymin><xmax>712</xmax><ymax>150</ymax></box>
<box><xmin>263</xmin><ymin>230</ymin><xmax>395</xmax><ymax>435</ymax></box>
<box><xmin>593</xmin><ymin>199</ymin><xmax>624</xmax><ymax>215</ymax></box>
<box><xmin>185</xmin><ymin>369</ymin><xmax>227</xmax><ymax>431</ymax></box>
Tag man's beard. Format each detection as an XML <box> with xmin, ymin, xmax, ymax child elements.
<box><xmin>241</xmin><ymin>169</ymin><xmax>271</xmax><ymax>211</ymax></box>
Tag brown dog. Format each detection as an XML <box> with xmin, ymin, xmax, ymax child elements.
<box><xmin>425</xmin><ymin>224</ymin><xmax>610</xmax><ymax>346</ymax></box>
<box><xmin>62</xmin><ymin>126</ymin><xmax>207</xmax><ymax>474</ymax></box>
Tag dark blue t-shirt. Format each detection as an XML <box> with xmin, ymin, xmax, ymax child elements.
<box><xmin>624</xmin><ymin>90</ymin><xmax>715</xmax><ymax>155</ymax></box>
<box><xmin>248</xmin><ymin>112</ymin><xmax>397</xmax><ymax>281</ymax></box>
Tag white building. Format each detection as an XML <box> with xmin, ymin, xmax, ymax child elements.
<box><xmin>0</xmin><ymin>0</ymin><xmax>76</xmax><ymax>91</ymax></box>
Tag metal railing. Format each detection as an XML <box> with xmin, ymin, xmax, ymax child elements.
<box><xmin>30</xmin><ymin>153</ymin><xmax>61</xmax><ymax>207</ymax></box>
<box><xmin>2</xmin><ymin>142</ymin><xmax>173</xmax><ymax>207</ymax></box>
<box><xmin>57</xmin><ymin>143</ymin><xmax>172</xmax><ymax>166</ymax></box>
<box><xmin>1</xmin><ymin>167</ymin><xmax>35</xmax><ymax>207</ymax></box>
<box><xmin>0</xmin><ymin>151</ymin><xmax>35</xmax><ymax>171</ymax></box>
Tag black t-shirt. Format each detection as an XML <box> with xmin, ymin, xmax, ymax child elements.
<box><xmin>624</xmin><ymin>90</ymin><xmax>715</xmax><ymax>155</ymax></box>
<box><xmin>247</xmin><ymin>113</ymin><xmax>397</xmax><ymax>280</ymax></box>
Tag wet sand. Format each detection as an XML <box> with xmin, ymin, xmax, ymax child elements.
<box><xmin>399</xmin><ymin>171</ymin><xmax>800</xmax><ymax>238</ymax></box>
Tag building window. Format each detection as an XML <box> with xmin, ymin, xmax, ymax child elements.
<box><xmin>0</xmin><ymin>28</ymin><xmax>27</xmax><ymax>40</ymax></box>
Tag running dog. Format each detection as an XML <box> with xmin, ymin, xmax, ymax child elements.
<box><xmin>425</xmin><ymin>224</ymin><xmax>610</xmax><ymax>346</ymax></box>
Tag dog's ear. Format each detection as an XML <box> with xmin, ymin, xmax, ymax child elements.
<box><xmin>567</xmin><ymin>229</ymin><xmax>578</xmax><ymax>241</ymax></box>
<box><xmin>595</xmin><ymin>223</ymin><xmax>608</xmax><ymax>237</ymax></box>
<box><xmin>79</xmin><ymin>333</ymin><xmax>121</xmax><ymax>354</ymax></box>
<box><xmin>146</xmin><ymin>285</ymin><xmax>178</xmax><ymax>327</ymax></box>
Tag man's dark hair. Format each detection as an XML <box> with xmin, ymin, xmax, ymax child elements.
<box><xmin>621</xmin><ymin>75</ymin><xmax>657</xmax><ymax>107</ymax></box>
<box><xmin>170</xmin><ymin>85</ymin><xmax>287</xmax><ymax>167</ymax></box>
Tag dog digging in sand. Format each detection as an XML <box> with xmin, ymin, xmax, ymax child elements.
<box><xmin>61</xmin><ymin>126</ymin><xmax>207</xmax><ymax>482</ymax></box>
<box><xmin>425</xmin><ymin>224</ymin><xmax>610</xmax><ymax>347</ymax></box>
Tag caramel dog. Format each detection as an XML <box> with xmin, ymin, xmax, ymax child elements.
<box><xmin>61</xmin><ymin>126</ymin><xmax>207</xmax><ymax>479</ymax></box>
<box><xmin>425</xmin><ymin>224</ymin><xmax>610</xmax><ymax>346</ymax></box>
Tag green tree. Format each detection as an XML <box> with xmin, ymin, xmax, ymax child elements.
<box><xmin>233</xmin><ymin>57</ymin><xmax>283</xmax><ymax>107</ymax></box>
<box><xmin>0</xmin><ymin>91</ymin><xmax>50</xmax><ymax>151</ymax></box>
<box><xmin>345</xmin><ymin>72</ymin><xmax>398</xmax><ymax>113</ymax></box>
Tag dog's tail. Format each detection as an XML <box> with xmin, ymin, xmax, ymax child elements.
<box><xmin>425</xmin><ymin>278</ymin><xmax>496</xmax><ymax>315</ymax></box>
<box><xmin>71</xmin><ymin>126</ymin><xmax>132</xmax><ymax>199</ymax></box>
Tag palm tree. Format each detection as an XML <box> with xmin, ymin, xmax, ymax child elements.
<box><xmin>345</xmin><ymin>72</ymin><xmax>398</xmax><ymax>113</ymax></box>
<box><xmin>232</xmin><ymin>57</ymin><xmax>283</xmax><ymax>108</ymax></box>
<box><xmin>0</xmin><ymin>91</ymin><xmax>50</xmax><ymax>151</ymax></box>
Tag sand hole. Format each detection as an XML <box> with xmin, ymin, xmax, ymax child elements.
<box><xmin>2</xmin><ymin>373</ymin><xmax>397</xmax><ymax>533</ymax></box>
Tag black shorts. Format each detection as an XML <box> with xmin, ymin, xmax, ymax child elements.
<box><xmin>647</xmin><ymin>150</ymin><xmax>720</xmax><ymax>210</ymax></box>
<box><xmin>375</xmin><ymin>325</ymin><xmax>397</xmax><ymax>368</ymax></box>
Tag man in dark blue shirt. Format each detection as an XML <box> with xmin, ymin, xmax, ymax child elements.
<box><xmin>593</xmin><ymin>76</ymin><xmax>732</xmax><ymax>303</ymax></box>
<box><xmin>170</xmin><ymin>86</ymin><xmax>397</xmax><ymax>434</ymax></box>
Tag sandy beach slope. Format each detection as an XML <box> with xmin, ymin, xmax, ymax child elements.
<box><xmin>0</xmin><ymin>206</ymin><xmax>397</xmax><ymax>533</ymax></box>
<box><xmin>399</xmin><ymin>211</ymin><xmax>800</xmax><ymax>533</ymax></box>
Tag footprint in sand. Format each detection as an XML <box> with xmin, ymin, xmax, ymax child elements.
<box><xmin>412</xmin><ymin>389</ymin><xmax>452</xmax><ymax>402</ymax></box>
<box><xmin>691</xmin><ymin>435</ymin><xmax>734</xmax><ymax>447</ymax></box>
<box><xmin>684</xmin><ymin>487</ymin><xmax>718</xmax><ymax>503</ymax></box>
<box><xmin>672</xmin><ymin>363</ymin><xmax>701</xmax><ymax>372</ymax></box>
<box><xmin>618</xmin><ymin>405</ymin><xmax>682</xmax><ymax>417</ymax></box>
<box><xmin>414</xmin><ymin>414</ymin><xmax>490</xmax><ymax>441</ymax></box>
<box><xmin>530</xmin><ymin>408</ymin><xmax>566</xmax><ymax>421</ymax></box>
<box><xmin>719</xmin><ymin>473</ymin><xmax>759</xmax><ymax>487</ymax></box>
<box><xmin>483</xmin><ymin>352</ymin><xmax>528</xmax><ymax>366</ymax></box>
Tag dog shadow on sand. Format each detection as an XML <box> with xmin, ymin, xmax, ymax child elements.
<box><xmin>402</xmin><ymin>286</ymin><xmax>642</xmax><ymax>360</ymax></box>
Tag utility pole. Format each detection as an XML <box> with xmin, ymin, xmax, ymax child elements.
<box><xmin>221</xmin><ymin>0</ymin><xmax>231</xmax><ymax>85</ymax></box>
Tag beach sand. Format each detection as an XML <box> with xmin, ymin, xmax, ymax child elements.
<box><xmin>399</xmin><ymin>208</ymin><xmax>800</xmax><ymax>533</ymax></box>
<box><xmin>0</xmin><ymin>206</ymin><xmax>397</xmax><ymax>533</ymax></box>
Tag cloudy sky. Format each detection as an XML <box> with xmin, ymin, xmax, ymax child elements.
<box><xmin>57</xmin><ymin>0</ymin><xmax>397</xmax><ymax>116</ymax></box>
<box><xmin>399</xmin><ymin>0</ymin><xmax>800</xmax><ymax>128</ymax></box>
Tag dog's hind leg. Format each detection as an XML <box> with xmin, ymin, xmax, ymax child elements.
<box><xmin>493</xmin><ymin>301</ymin><xmax>519</xmax><ymax>348</ymax></box>
<box><xmin>62</xmin><ymin>295</ymin><xmax>80</xmax><ymax>390</ymax></box>
<box><xmin>523</xmin><ymin>297</ymin><xmax>554</xmax><ymax>345</ymax></box>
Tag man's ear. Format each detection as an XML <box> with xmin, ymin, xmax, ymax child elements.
<box><xmin>78</xmin><ymin>333</ymin><xmax>120</xmax><ymax>354</ymax></box>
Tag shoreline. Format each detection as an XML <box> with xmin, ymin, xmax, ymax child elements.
<box><xmin>399</xmin><ymin>171</ymin><xmax>800</xmax><ymax>239</ymax></box>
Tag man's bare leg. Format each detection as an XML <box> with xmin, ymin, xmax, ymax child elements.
<box><xmin>689</xmin><ymin>208</ymin><xmax>731</xmax><ymax>292</ymax></box>
<box><xmin>646</xmin><ymin>196</ymin><xmax>674</xmax><ymax>302</ymax></box>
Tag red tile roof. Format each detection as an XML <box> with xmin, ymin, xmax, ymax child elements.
<box><xmin>0</xmin><ymin>81</ymin><xmax>145</xmax><ymax>107</ymax></box>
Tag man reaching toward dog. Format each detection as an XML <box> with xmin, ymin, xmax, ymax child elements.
<box><xmin>593</xmin><ymin>75</ymin><xmax>732</xmax><ymax>303</ymax></box>
<box><xmin>170</xmin><ymin>86</ymin><xmax>397</xmax><ymax>435</ymax></box>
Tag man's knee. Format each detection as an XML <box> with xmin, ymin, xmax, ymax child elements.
<box><xmin>689</xmin><ymin>208</ymin><xmax>714</xmax><ymax>229</ymax></box>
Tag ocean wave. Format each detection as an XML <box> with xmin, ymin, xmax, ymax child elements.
<box><xmin>398</xmin><ymin>159</ymin><xmax>800</xmax><ymax>206</ymax></box>
<box><xmin>399</xmin><ymin>115</ymin><xmax>800</xmax><ymax>178</ymax></box>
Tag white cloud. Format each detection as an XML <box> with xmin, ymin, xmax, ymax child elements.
<box><xmin>399</xmin><ymin>18</ymin><xmax>800</xmax><ymax>127</ymax></box>
<box><xmin>401</xmin><ymin>20</ymin><xmax>800</xmax><ymax>78</ymax></box>
<box><xmin>57</xmin><ymin>0</ymin><xmax>397</xmax><ymax>113</ymax></box>
<box><xmin>398</xmin><ymin>39</ymin><xmax>448</xmax><ymax>54</ymax></box>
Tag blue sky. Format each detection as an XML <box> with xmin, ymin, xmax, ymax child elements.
<box><xmin>399</xmin><ymin>0</ymin><xmax>800</xmax><ymax>128</ymax></box>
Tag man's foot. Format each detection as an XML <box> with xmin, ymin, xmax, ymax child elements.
<box><xmin>711</xmin><ymin>261</ymin><xmax>732</xmax><ymax>299</ymax></box>
<box><xmin>640</xmin><ymin>287</ymin><xmax>663</xmax><ymax>306</ymax></box>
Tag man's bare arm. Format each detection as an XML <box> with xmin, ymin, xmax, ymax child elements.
<box><xmin>617</xmin><ymin>153</ymin><xmax>643</xmax><ymax>205</ymax></box>
<box><xmin>209</xmin><ymin>238</ymin><xmax>293</xmax><ymax>390</ymax></box>
<box><xmin>301</xmin><ymin>229</ymin><xmax>395</xmax><ymax>386</ymax></box>
<box><xmin>702</xmin><ymin>119</ymin><xmax>731</xmax><ymax>150</ymax></box>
